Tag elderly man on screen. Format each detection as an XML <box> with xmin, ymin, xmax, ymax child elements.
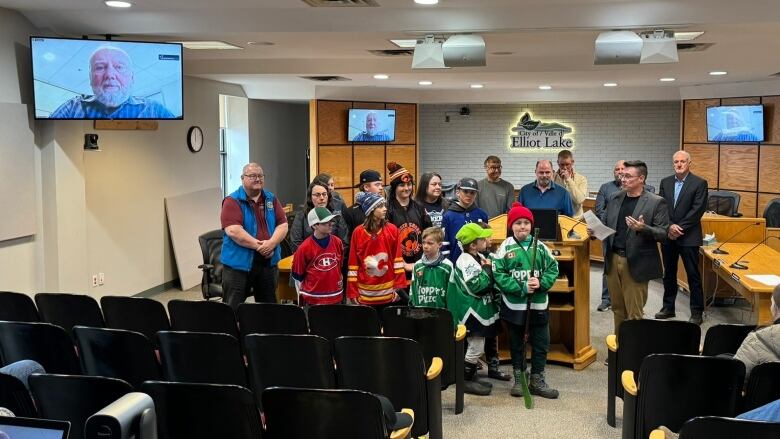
<box><xmin>351</xmin><ymin>111</ymin><xmax>392</xmax><ymax>142</ymax></box>
<box><xmin>49</xmin><ymin>45</ymin><xmax>175</xmax><ymax>119</ymax></box>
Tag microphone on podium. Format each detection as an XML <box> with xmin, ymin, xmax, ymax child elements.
<box><xmin>562</xmin><ymin>217</ymin><xmax>587</xmax><ymax>240</ymax></box>
<box><xmin>711</xmin><ymin>221</ymin><xmax>761</xmax><ymax>255</ymax></box>
<box><xmin>729</xmin><ymin>236</ymin><xmax>780</xmax><ymax>270</ymax></box>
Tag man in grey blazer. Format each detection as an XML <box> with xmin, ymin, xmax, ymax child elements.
<box><xmin>595</xmin><ymin>160</ymin><xmax>669</xmax><ymax>335</ymax></box>
<box><xmin>655</xmin><ymin>151</ymin><xmax>709</xmax><ymax>324</ymax></box>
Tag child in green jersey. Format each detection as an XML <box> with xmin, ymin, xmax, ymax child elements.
<box><xmin>410</xmin><ymin>226</ymin><xmax>453</xmax><ymax>309</ymax></box>
<box><xmin>449</xmin><ymin>222</ymin><xmax>500</xmax><ymax>396</ymax></box>
<box><xmin>493</xmin><ymin>203</ymin><xmax>560</xmax><ymax>399</ymax></box>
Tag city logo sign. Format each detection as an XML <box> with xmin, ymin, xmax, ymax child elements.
<box><xmin>510</xmin><ymin>112</ymin><xmax>574</xmax><ymax>149</ymax></box>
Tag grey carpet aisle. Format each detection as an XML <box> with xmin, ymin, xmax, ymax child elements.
<box><xmin>154</xmin><ymin>264</ymin><xmax>755</xmax><ymax>438</ymax></box>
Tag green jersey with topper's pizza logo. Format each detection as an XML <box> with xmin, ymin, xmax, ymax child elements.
<box><xmin>492</xmin><ymin>235</ymin><xmax>559</xmax><ymax>311</ymax></box>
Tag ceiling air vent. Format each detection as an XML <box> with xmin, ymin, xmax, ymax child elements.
<box><xmin>302</xmin><ymin>0</ymin><xmax>379</xmax><ymax>6</ymax></box>
<box><xmin>300</xmin><ymin>76</ymin><xmax>352</xmax><ymax>82</ymax></box>
<box><xmin>368</xmin><ymin>49</ymin><xmax>414</xmax><ymax>57</ymax></box>
<box><xmin>676</xmin><ymin>43</ymin><xmax>714</xmax><ymax>52</ymax></box>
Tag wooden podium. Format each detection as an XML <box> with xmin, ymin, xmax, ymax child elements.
<box><xmin>490</xmin><ymin>214</ymin><xmax>597</xmax><ymax>370</ymax></box>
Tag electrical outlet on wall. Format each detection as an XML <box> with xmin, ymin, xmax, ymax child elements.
<box><xmin>91</xmin><ymin>275</ymin><xmax>98</xmax><ymax>287</ymax></box>
<box><xmin>98</xmin><ymin>273</ymin><xmax>105</xmax><ymax>285</ymax></box>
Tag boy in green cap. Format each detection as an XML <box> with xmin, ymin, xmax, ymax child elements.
<box><xmin>448</xmin><ymin>222</ymin><xmax>500</xmax><ymax>396</ymax></box>
<box><xmin>493</xmin><ymin>203</ymin><xmax>560</xmax><ymax>399</ymax></box>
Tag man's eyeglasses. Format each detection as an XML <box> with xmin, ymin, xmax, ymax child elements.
<box><xmin>486</xmin><ymin>166</ymin><xmax>502</xmax><ymax>170</ymax></box>
<box><xmin>312</xmin><ymin>192</ymin><xmax>328</xmax><ymax>198</ymax></box>
<box><xmin>620</xmin><ymin>174</ymin><xmax>639</xmax><ymax>181</ymax></box>
<box><xmin>243</xmin><ymin>174</ymin><xmax>265</xmax><ymax>180</ymax></box>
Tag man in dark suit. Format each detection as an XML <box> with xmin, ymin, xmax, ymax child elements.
<box><xmin>654</xmin><ymin>151</ymin><xmax>708</xmax><ymax>325</ymax></box>
<box><xmin>591</xmin><ymin>160</ymin><xmax>669</xmax><ymax>335</ymax></box>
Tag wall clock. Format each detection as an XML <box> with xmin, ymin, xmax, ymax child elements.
<box><xmin>187</xmin><ymin>126</ymin><xmax>203</xmax><ymax>153</ymax></box>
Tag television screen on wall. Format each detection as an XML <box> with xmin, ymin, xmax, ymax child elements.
<box><xmin>31</xmin><ymin>37</ymin><xmax>183</xmax><ymax>120</ymax></box>
<box><xmin>706</xmin><ymin>105</ymin><xmax>764</xmax><ymax>143</ymax></box>
<box><xmin>348</xmin><ymin>108</ymin><xmax>396</xmax><ymax>142</ymax></box>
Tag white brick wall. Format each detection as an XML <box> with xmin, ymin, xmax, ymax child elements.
<box><xmin>419</xmin><ymin>102</ymin><xmax>681</xmax><ymax>193</ymax></box>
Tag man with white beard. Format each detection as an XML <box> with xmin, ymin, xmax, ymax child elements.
<box><xmin>50</xmin><ymin>46</ymin><xmax>175</xmax><ymax>119</ymax></box>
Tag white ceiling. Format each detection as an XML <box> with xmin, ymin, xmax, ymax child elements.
<box><xmin>6</xmin><ymin>0</ymin><xmax>780</xmax><ymax>102</ymax></box>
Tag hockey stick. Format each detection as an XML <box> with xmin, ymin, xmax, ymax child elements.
<box><xmin>517</xmin><ymin>227</ymin><xmax>540</xmax><ymax>409</ymax></box>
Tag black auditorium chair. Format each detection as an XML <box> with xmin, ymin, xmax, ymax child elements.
<box><xmin>244</xmin><ymin>334</ymin><xmax>334</xmax><ymax>408</ymax></box>
<box><xmin>263</xmin><ymin>387</ymin><xmax>415</xmax><ymax>439</ymax></box>
<box><xmin>167</xmin><ymin>299</ymin><xmax>238</xmax><ymax>338</ymax></box>
<box><xmin>35</xmin><ymin>292</ymin><xmax>105</xmax><ymax>337</ymax></box>
<box><xmin>73</xmin><ymin>326</ymin><xmax>160</xmax><ymax>389</ymax></box>
<box><xmin>308</xmin><ymin>304</ymin><xmax>381</xmax><ymax>341</ymax></box>
<box><xmin>100</xmin><ymin>296</ymin><xmax>170</xmax><ymax>348</ymax></box>
<box><xmin>0</xmin><ymin>321</ymin><xmax>81</xmax><ymax>375</ymax></box>
<box><xmin>30</xmin><ymin>374</ymin><xmax>132</xmax><ymax>439</ymax></box>
<box><xmin>157</xmin><ymin>331</ymin><xmax>247</xmax><ymax>387</ymax></box>
<box><xmin>0</xmin><ymin>291</ymin><xmax>39</xmax><ymax>322</ymax></box>
<box><xmin>382</xmin><ymin>306</ymin><xmax>466</xmax><ymax>415</ymax></box>
<box><xmin>197</xmin><ymin>229</ymin><xmax>224</xmax><ymax>300</ymax></box>
<box><xmin>142</xmin><ymin>381</ymin><xmax>263</xmax><ymax>439</ymax></box>
<box><xmin>334</xmin><ymin>336</ymin><xmax>443</xmax><ymax>439</ymax></box>
<box><xmin>701</xmin><ymin>323</ymin><xmax>756</xmax><ymax>356</ymax></box>
<box><xmin>708</xmin><ymin>190</ymin><xmax>742</xmax><ymax>217</ymax></box>
<box><xmin>0</xmin><ymin>372</ymin><xmax>37</xmax><ymax>417</ymax></box>
<box><xmin>763</xmin><ymin>197</ymin><xmax>780</xmax><ymax>227</ymax></box>
<box><xmin>743</xmin><ymin>362</ymin><xmax>780</xmax><ymax>412</ymax></box>
<box><xmin>651</xmin><ymin>416</ymin><xmax>780</xmax><ymax>439</ymax></box>
<box><xmin>621</xmin><ymin>354</ymin><xmax>745</xmax><ymax>439</ymax></box>
<box><xmin>606</xmin><ymin>319</ymin><xmax>701</xmax><ymax>427</ymax></box>
<box><xmin>237</xmin><ymin>302</ymin><xmax>308</xmax><ymax>338</ymax></box>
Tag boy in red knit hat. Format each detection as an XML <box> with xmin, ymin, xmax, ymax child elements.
<box><xmin>493</xmin><ymin>202</ymin><xmax>560</xmax><ymax>399</ymax></box>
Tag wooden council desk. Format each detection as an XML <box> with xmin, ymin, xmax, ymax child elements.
<box><xmin>490</xmin><ymin>214</ymin><xmax>597</xmax><ymax>370</ymax></box>
<box><xmin>701</xmin><ymin>243</ymin><xmax>780</xmax><ymax>325</ymax></box>
<box><xmin>276</xmin><ymin>255</ymin><xmax>298</xmax><ymax>303</ymax></box>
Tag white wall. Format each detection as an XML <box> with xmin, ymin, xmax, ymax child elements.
<box><xmin>419</xmin><ymin>102</ymin><xmax>681</xmax><ymax>193</ymax></box>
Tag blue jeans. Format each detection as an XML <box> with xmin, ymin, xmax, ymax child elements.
<box><xmin>0</xmin><ymin>359</ymin><xmax>45</xmax><ymax>390</ymax></box>
<box><xmin>738</xmin><ymin>398</ymin><xmax>780</xmax><ymax>422</ymax></box>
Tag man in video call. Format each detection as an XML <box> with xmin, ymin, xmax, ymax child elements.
<box><xmin>49</xmin><ymin>45</ymin><xmax>175</xmax><ymax>119</ymax></box>
<box><xmin>352</xmin><ymin>111</ymin><xmax>392</xmax><ymax>142</ymax></box>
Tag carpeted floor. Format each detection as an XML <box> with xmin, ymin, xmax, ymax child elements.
<box><xmin>153</xmin><ymin>263</ymin><xmax>756</xmax><ymax>438</ymax></box>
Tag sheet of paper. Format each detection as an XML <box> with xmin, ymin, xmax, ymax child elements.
<box><xmin>745</xmin><ymin>274</ymin><xmax>780</xmax><ymax>286</ymax></box>
<box><xmin>583</xmin><ymin>210</ymin><xmax>616</xmax><ymax>240</ymax></box>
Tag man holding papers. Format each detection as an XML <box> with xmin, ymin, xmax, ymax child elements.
<box><xmin>588</xmin><ymin>160</ymin><xmax>669</xmax><ymax>335</ymax></box>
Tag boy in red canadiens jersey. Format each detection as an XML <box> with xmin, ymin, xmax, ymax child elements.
<box><xmin>292</xmin><ymin>207</ymin><xmax>345</xmax><ymax>306</ymax></box>
<box><xmin>347</xmin><ymin>192</ymin><xmax>408</xmax><ymax>312</ymax></box>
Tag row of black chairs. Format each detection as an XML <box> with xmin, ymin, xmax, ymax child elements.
<box><xmin>650</xmin><ymin>416</ymin><xmax>780</xmax><ymax>439</ymax></box>
<box><xmin>605</xmin><ymin>320</ymin><xmax>780</xmax><ymax>439</ymax></box>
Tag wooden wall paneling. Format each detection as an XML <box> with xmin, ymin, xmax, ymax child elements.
<box><xmin>386</xmin><ymin>103</ymin><xmax>416</xmax><ymax>145</ymax></box>
<box><xmin>353</xmin><ymin>145</ymin><xmax>387</xmax><ymax>184</ymax></box>
<box><xmin>767</xmin><ymin>228</ymin><xmax>780</xmax><ymax>252</ymax></box>
<box><xmin>317</xmin><ymin>100</ymin><xmax>352</xmax><ymax>145</ymax></box>
<box><xmin>683</xmin><ymin>99</ymin><xmax>720</xmax><ymax>143</ymax></box>
<box><xmin>758</xmin><ymin>145</ymin><xmax>780</xmax><ymax>193</ymax></box>
<box><xmin>719</xmin><ymin>144</ymin><xmax>758</xmax><ymax>191</ymax></box>
<box><xmin>353</xmin><ymin>102</ymin><xmax>386</xmax><ymax>110</ymax></box>
<box><xmin>318</xmin><ymin>145</ymin><xmax>353</xmax><ymax>189</ymax></box>
<box><xmin>758</xmin><ymin>193</ymin><xmax>780</xmax><ymax>218</ymax></box>
<box><xmin>732</xmin><ymin>190</ymin><xmax>758</xmax><ymax>217</ymax></box>
<box><xmin>683</xmin><ymin>143</ymin><xmax>719</xmax><ymax>187</ymax></box>
<box><xmin>763</xmin><ymin>96</ymin><xmax>780</xmax><ymax>144</ymax></box>
<box><xmin>721</xmin><ymin>97</ymin><xmax>761</xmax><ymax>105</ymax></box>
<box><xmin>386</xmin><ymin>145</ymin><xmax>417</xmax><ymax>182</ymax></box>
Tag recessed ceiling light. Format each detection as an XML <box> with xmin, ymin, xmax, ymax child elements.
<box><xmin>470</xmin><ymin>84</ymin><xmax>484</xmax><ymax>89</ymax></box>
<box><xmin>709</xmin><ymin>71</ymin><xmax>728</xmax><ymax>76</ymax></box>
<box><xmin>247</xmin><ymin>41</ymin><xmax>275</xmax><ymax>46</ymax></box>
<box><xmin>603</xmin><ymin>82</ymin><xmax>618</xmax><ymax>87</ymax></box>
<box><xmin>414</xmin><ymin>0</ymin><xmax>439</xmax><ymax>4</ymax></box>
<box><xmin>659</xmin><ymin>77</ymin><xmax>676</xmax><ymax>82</ymax></box>
<box><xmin>538</xmin><ymin>85</ymin><xmax>552</xmax><ymax>90</ymax></box>
<box><xmin>418</xmin><ymin>80</ymin><xmax>433</xmax><ymax>86</ymax></box>
<box><xmin>373</xmin><ymin>74</ymin><xmax>389</xmax><ymax>80</ymax></box>
<box><xmin>673</xmin><ymin>31</ymin><xmax>705</xmax><ymax>41</ymax></box>
<box><xmin>491</xmin><ymin>51</ymin><xmax>515</xmax><ymax>56</ymax></box>
<box><xmin>390</xmin><ymin>39</ymin><xmax>418</xmax><ymax>48</ymax></box>
<box><xmin>171</xmin><ymin>41</ymin><xmax>243</xmax><ymax>50</ymax></box>
<box><xmin>104</xmin><ymin>0</ymin><xmax>132</xmax><ymax>7</ymax></box>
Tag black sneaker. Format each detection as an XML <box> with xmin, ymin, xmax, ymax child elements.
<box><xmin>689</xmin><ymin>313</ymin><xmax>703</xmax><ymax>325</ymax></box>
<box><xmin>597</xmin><ymin>302</ymin><xmax>611</xmax><ymax>312</ymax></box>
<box><xmin>654</xmin><ymin>308</ymin><xmax>676</xmax><ymax>319</ymax></box>
<box><xmin>529</xmin><ymin>373</ymin><xmax>559</xmax><ymax>399</ymax></box>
